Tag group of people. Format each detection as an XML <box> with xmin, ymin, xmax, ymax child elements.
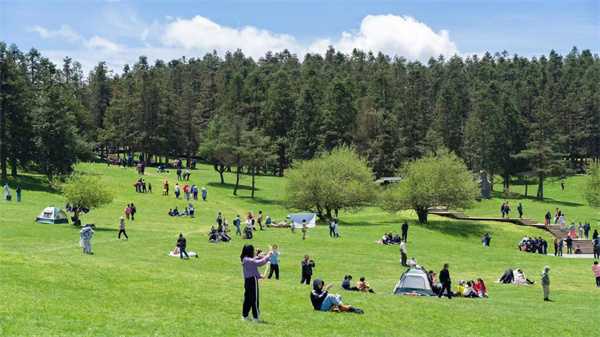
<box><xmin>133</xmin><ymin>179</ymin><xmax>151</xmax><ymax>193</ymax></box>
<box><xmin>341</xmin><ymin>275</ymin><xmax>375</xmax><ymax>293</ymax></box>
<box><xmin>208</xmin><ymin>226</ymin><xmax>232</xmax><ymax>243</ymax></box>
<box><xmin>518</xmin><ymin>236</ymin><xmax>548</xmax><ymax>254</ymax></box>
<box><xmin>176</xmin><ymin>168</ymin><xmax>191</xmax><ymax>181</ymax></box>
<box><xmin>3</xmin><ymin>183</ymin><xmax>22</xmax><ymax>201</ymax></box>
<box><xmin>135</xmin><ymin>162</ymin><xmax>146</xmax><ymax>175</ymax></box>
<box><xmin>124</xmin><ymin>203</ymin><xmax>137</xmax><ymax>220</ymax></box>
<box><xmin>481</xmin><ymin>233</ymin><xmax>492</xmax><ymax>246</ymax></box>
<box><xmin>167</xmin><ymin>204</ymin><xmax>195</xmax><ymax>218</ymax></box>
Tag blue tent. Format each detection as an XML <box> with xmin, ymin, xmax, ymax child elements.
<box><xmin>35</xmin><ymin>206</ymin><xmax>69</xmax><ymax>224</ymax></box>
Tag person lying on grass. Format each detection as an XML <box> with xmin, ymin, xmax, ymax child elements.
<box><xmin>310</xmin><ymin>279</ymin><xmax>363</xmax><ymax>314</ymax></box>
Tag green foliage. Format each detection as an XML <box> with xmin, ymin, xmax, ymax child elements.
<box><xmin>582</xmin><ymin>163</ymin><xmax>600</xmax><ymax>207</ymax></box>
<box><xmin>283</xmin><ymin>146</ymin><xmax>376</xmax><ymax>220</ymax></box>
<box><xmin>62</xmin><ymin>173</ymin><xmax>115</xmax><ymax>212</ymax></box>
<box><xmin>381</xmin><ymin>149</ymin><xmax>479</xmax><ymax>222</ymax></box>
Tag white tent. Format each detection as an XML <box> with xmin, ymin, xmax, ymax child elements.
<box><xmin>287</xmin><ymin>213</ymin><xmax>317</xmax><ymax>228</ymax></box>
<box><xmin>35</xmin><ymin>206</ymin><xmax>69</xmax><ymax>224</ymax></box>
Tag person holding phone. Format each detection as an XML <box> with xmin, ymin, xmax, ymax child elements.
<box><xmin>310</xmin><ymin>279</ymin><xmax>363</xmax><ymax>313</ymax></box>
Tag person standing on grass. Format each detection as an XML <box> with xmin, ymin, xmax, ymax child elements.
<box><xmin>561</xmin><ymin>180</ymin><xmax>565</xmax><ymax>191</ymax></box>
<box><xmin>177</xmin><ymin>233</ymin><xmax>189</xmax><ymax>259</ymax></box>
<box><xmin>517</xmin><ymin>203</ymin><xmax>523</xmax><ymax>218</ymax></box>
<box><xmin>267</xmin><ymin>245</ymin><xmax>280</xmax><ymax>280</ymax></box>
<box><xmin>130</xmin><ymin>203</ymin><xmax>137</xmax><ymax>221</ymax></box>
<box><xmin>541</xmin><ymin>266</ymin><xmax>551</xmax><ymax>301</ymax></box>
<box><xmin>334</xmin><ymin>219</ymin><xmax>339</xmax><ymax>237</ymax></box>
<box><xmin>125</xmin><ymin>204</ymin><xmax>131</xmax><ymax>220</ymax></box>
<box><xmin>240</xmin><ymin>244</ymin><xmax>271</xmax><ymax>323</ymax></box>
<box><xmin>301</xmin><ymin>254</ymin><xmax>315</xmax><ymax>285</ymax></box>
<box><xmin>400</xmin><ymin>239</ymin><xmax>408</xmax><ymax>267</ymax></box>
<box><xmin>592</xmin><ymin>261</ymin><xmax>600</xmax><ymax>287</ymax></box>
<box><xmin>302</xmin><ymin>220</ymin><xmax>308</xmax><ymax>240</ymax></box>
<box><xmin>584</xmin><ymin>222</ymin><xmax>590</xmax><ymax>239</ymax></box>
<box><xmin>216</xmin><ymin>212</ymin><xmax>223</xmax><ymax>227</ymax></box>
<box><xmin>202</xmin><ymin>187</ymin><xmax>207</xmax><ymax>201</ymax></box>
<box><xmin>401</xmin><ymin>221</ymin><xmax>409</xmax><ymax>242</ymax></box>
<box><xmin>558</xmin><ymin>238</ymin><xmax>564</xmax><ymax>256</ymax></box>
<box><xmin>578</xmin><ymin>223</ymin><xmax>584</xmax><ymax>239</ymax></box>
<box><xmin>329</xmin><ymin>219</ymin><xmax>335</xmax><ymax>238</ymax></box>
<box><xmin>503</xmin><ymin>202</ymin><xmax>510</xmax><ymax>218</ymax></box>
<box><xmin>594</xmin><ymin>238</ymin><xmax>600</xmax><ymax>259</ymax></box>
<box><xmin>438</xmin><ymin>263</ymin><xmax>452</xmax><ymax>299</ymax></box>
<box><xmin>118</xmin><ymin>216</ymin><xmax>129</xmax><ymax>240</ymax></box>
<box><xmin>257</xmin><ymin>211</ymin><xmax>264</xmax><ymax>230</ymax></box>
<box><xmin>189</xmin><ymin>204</ymin><xmax>195</xmax><ymax>218</ymax></box>
<box><xmin>501</xmin><ymin>202</ymin><xmax>506</xmax><ymax>218</ymax></box>
<box><xmin>553</xmin><ymin>239</ymin><xmax>558</xmax><ymax>256</ymax></box>
<box><xmin>174</xmin><ymin>183</ymin><xmax>180</xmax><ymax>199</ymax></box>
<box><xmin>234</xmin><ymin>215</ymin><xmax>242</xmax><ymax>236</ymax></box>
<box><xmin>16</xmin><ymin>186</ymin><xmax>21</xmax><ymax>202</ymax></box>
<box><xmin>79</xmin><ymin>224</ymin><xmax>94</xmax><ymax>254</ymax></box>
<box><xmin>3</xmin><ymin>183</ymin><xmax>9</xmax><ymax>200</ymax></box>
<box><xmin>164</xmin><ymin>181</ymin><xmax>169</xmax><ymax>196</ymax></box>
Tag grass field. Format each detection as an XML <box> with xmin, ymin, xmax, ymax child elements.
<box><xmin>1</xmin><ymin>163</ymin><xmax>599</xmax><ymax>336</ymax></box>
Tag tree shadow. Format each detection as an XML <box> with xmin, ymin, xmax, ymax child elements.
<box><xmin>237</xmin><ymin>195</ymin><xmax>280</xmax><ymax>206</ymax></box>
<box><xmin>206</xmin><ymin>182</ymin><xmax>258</xmax><ymax>192</ymax></box>
<box><xmin>422</xmin><ymin>219</ymin><xmax>488</xmax><ymax>238</ymax></box>
<box><xmin>490</xmin><ymin>191</ymin><xmax>585</xmax><ymax>207</ymax></box>
<box><xmin>0</xmin><ymin>174</ymin><xmax>60</xmax><ymax>195</ymax></box>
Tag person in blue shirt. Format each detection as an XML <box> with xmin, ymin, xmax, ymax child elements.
<box><xmin>267</xmin><ymin>245</ymin><xmax>280</xmax><ymax>280</ymax></box>
<box><xmin>234</xmin><ymin>215</ymin><xmax>242</xmax><ymax>236</ymax></box>
<box><xmin>341</xmin><ymin>275</ymin><xmax>359</xmax><ymax>291</ymax></box>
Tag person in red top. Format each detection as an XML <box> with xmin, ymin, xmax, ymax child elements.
<box><xmin>474</xmin><ymin>278</ymin><xmax>488</xmax><ymax>298</ymax></box>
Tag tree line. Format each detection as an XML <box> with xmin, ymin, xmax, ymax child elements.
<box><xmin>1</xmin><ymin>42</ymin><xmax>598</xmax><ymax>199</ymax></box>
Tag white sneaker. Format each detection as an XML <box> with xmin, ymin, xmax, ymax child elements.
<box><xmin>241</xmin><ymin>316</ymin><xmax>252</xmax><ymax>321</ymax></box>
<box><xmin>253</xmin><ymin>318</ymin><xmax>263</xmax><ymax>323</ymax></box>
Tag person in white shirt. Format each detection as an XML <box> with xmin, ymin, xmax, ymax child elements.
<box><xmin>399</xmin><ymin>239</ymin><xmax>408</xmax><ymax>266</ymax></box>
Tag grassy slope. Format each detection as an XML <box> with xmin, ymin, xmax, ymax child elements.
<box><xmin>0</xmin><ymin>164</ymin><xmax>599</xmax><ymax>336</ymax></box>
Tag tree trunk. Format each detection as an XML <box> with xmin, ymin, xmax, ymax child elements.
<box><xmin>524</xmin><ymin>181</ymin><xmax>528</xmax><ymax>197</ymax></box>
<box><xmin>46</xmin><ymin>167</ymin><xmax>53</xmax><ymax>182</ymax></box>
<box><xmin>278</xmin><ymin>144</ymin><xmax>285</xmax><ymax>177</ymax></box>
<box><xmin>536</xmin><ymin>175</ymin><xmax>544</xmax><ymax>201</ymax></box>
<box><xmin>100</xmin><ymin>144</ymin><xmax>105</xmax><ymax>160</ymax></box>
<box><xmin>186</xmin><ymin>149</ymin><xmax>191</xmax><ymax>169</ymax></box>
<box><xmin>415</xmin><ymin>206</ymin><xmax>429</xmax><ymax>223</ymax></box>
<box><xmin>233</xmin><ymin>158</ymin><xmax>240</xmax><ymax>196</ymax></box>
<box><xmin>10</xmin><ymin>155</ymin><xmax>17</xmax><ymax>177</ymax></box>
<box><xmin>251</xmin><ymin>167</ymin><xmax>255</xmax><ymax>199</ymax></box>
<box><xmin>503</xmin><ymin>175</ymin><xmax>510</xmax><ymax>192</ymax></box>
<box><xmin>316</xmin><ymin>204</ymin><xmax>327</xmax><ymax>222</ymax></box>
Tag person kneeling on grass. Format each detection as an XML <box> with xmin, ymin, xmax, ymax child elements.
<box><xmin>310</xmin><ymin>279</ymin><xmax>363</xmax><ymax>314</ymax></box>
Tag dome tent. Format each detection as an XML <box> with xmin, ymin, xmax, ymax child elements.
<box><xmin>392</xmin><ymin>267</ymin><xmax>435</xmax><ymax>296</ymax></box>
<box><xmin>35</xmin><ymin>206</ymin><xmax>69</xmax><ymax>224</ymax></box>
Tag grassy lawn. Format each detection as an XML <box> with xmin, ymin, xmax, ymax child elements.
<box><xmin>0</xmin><ymin>164</ymin><xmax>599</xmax><ymax>336</ymax></box>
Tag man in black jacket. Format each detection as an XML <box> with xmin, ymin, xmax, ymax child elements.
<box><xmin>401</xmin><ymin>221</ymin><xmax>409</xmax><ymax>242</ymax></box>
<box><xmin>301</xmin><ymin>254</ymin><xmax>315</xmax><ymax>285</ymax></box>
<box><xmin>438</xmin><ymin>263</ymin><xmax>452</xmax><ymax>299</ymax></box>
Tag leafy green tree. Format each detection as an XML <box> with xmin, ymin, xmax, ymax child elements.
<box><xmin>380</xmin><ymin>149</ymin><xmax>479</xmax><ymax>223</ymax></box>
<box><xmin>283</xmin><ymin>146</ymin><xmax>376</xmax><ymax>221</ymax></box>
<box><xmin>582</xmin><ymin>163</ymin><xmax>600</xmax><ymax>207</ymax></box>
<box><xmin>62</xmin><ymin>173</ymin><xmax>115</xmax><ymax>225</ymax></box>
<box><xmin>239</xmin><ymin>128</ymin><xmax>277</xmax><ymax>198</ymax></box>
<box><xmin>199</xmin><ymin>114</ymin><xmax>235</xmax><ymax>184</ymax></box>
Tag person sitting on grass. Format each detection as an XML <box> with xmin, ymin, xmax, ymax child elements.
<box><xmin>498</xmin><ymin>269</ymin><xmax>514</xmax><ymax>284</ymax></box>
<box><xmin>381</xmin><ymin>233</ymin><xmax>391</xmax><ymax>245</ymax></box>
<box><xmin>356</xmin><ymin>277</ymin><xmax>375</xmax><ymax>293</ymax></box>
<box><xmin>209</xmin><ymin>227</ymin><xmax>219</xmax><ymax>243</ymax></box>
<box><xmin>168</xmin><ymin>209</ymin><xmax>173</xmax><ymax>216</ymax></box>
<box><xmin>220</xmin><ymin>231</ymin><xmax>232</xmax><ymax>243</ymax></box>
<box><xmin>457</xmin><ymin>280</ymin><xmax>466</xmax><ymax>297</ymax></box>
<box><xmin>513</xmin><ymin>268</ymin><xmax>534</xmax><ymax>285</ymax></box>
<box><xmin>475</xmin><ymin>278</ymin><xmax>488</xmax><ymax>297</ymax></box>
<box><xmin>172</xmin><ymin>207</ymin><xmax>180</xmax><ymax>217</ymax></box>
<box><xmin>310</xmin><ymin>279</ymin><xmax>364</xmax><ymax>314</ymax></box>
<box><xmin>341</xmin><ymin>275</ymin><xmax>359</xmax><ymax>291</ymax></box>
<box><xmin>243</xmin><ymin>227</ymin><xmax>253</xmax><ymax>239</ymax></box>
<box><xmin>463</xmin><ymin>281</ymin><xmax>479</xmax><ymax>298</ymax></box>
<box><xmin>179</xmin><ymin>207</ymin><xmax>189</xmax><ymax>217</ymax></box>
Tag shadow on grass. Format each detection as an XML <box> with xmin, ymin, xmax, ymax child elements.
<box><xmin>206</xmin><ymin>182</ymin><xmax>259</xmax><ymax>192</ymax></box>
<box><xmin>490</xmin><ymin>191</ymin><xmax>585</xmax><ymax>207</ymax></box>
<box><xmin>237</xmin><ymin>195</ymin><xmax>280</xmax><ymax>206</ymax></box>
<box><xmin>1</xmin><ymin>174</ymin><xmax>60</xmax><ymax>195</ymax></box>
<box><xmin>422</xmin><ymin>219</ymin><xmax>488</xmax><ymax>238</ymax></box>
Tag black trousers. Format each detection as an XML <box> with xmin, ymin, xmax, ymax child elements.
<box><xmin>268</xmin><ymin>264</ymin><xmax>279</xmax><ymax>279</ymax></box>
<box><xmin>330</xmin><ymin>228</ymin><xmax>335</xmax><ymax>237</ymax></box>
<box><xmin>401</xmin><ymin>252</ymin><xmax>407</xmax><ymax>266</ymax></box>
<box><xmin>301</xmin><ymin>274</ymin><xmax>311</xmax><ymax>285</ymax></box>
<box><xmin>596</xmin><ymin>276</ymin><xmax>600</xmax><ymax>287</ymax></box>
<box><xmin>402</xmin><ymin>231</ymin><xmax>407</xmax><ymax>242</ymax></box>
<box><xmin>243</xmin><ymin>276</ymin><xmax>260</xmax><ymax>319</ymax></box>
<box><xmin>258</xmin><ymin>220</ymin><xmax>263</xmax><ymax>230</ymax></box>
<box><xmin>118</xmin><ymin>229</ymin><xmax>128</xmax><ymax>239</ymax></box>
<box><xmin>439</xmin><ymin>282</ymin><xmax>452</xmax><ymax>298</ymax></box>
<box><xmin>131</xmin><ymin>213</ymin><xmax>135</xmax><ymax>220</ymax></box>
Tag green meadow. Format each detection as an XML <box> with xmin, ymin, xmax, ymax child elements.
<box><xmin>1</xmin><ymin>163</ymin><xmax>599</xmax><ymax>336</ymax></box>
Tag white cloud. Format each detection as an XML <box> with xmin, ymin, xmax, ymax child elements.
<box><xmin>311</xmin><ymin>15</ymin><xmax>459</xmax><ymax>60</ymax></box>
<box><xmin>30</xmin><ymin>14</ymin><xmax>460</xmax><ymax>74</ymax></box>
<box><xmin>161</xmin><ymin>16</ymin><xmax>298</xmax><ymax>59</ymax></box>
<box><xmin>29</xmin><ymin>24</ymin><xmax>83</xmax><ymax>43</ymax></box>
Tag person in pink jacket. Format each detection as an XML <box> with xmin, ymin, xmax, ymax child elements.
<box><xmin>592</xmin><ymin>261</ymin><xmax>600</xmax><ymax>287</ymax></box>
<box><xmin>125</xmin><ymin>204</ymin><xmax>132</xmax><ymax>220</ymax></box>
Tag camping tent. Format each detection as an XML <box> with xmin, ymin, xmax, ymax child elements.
<box><xmin>35</xmin><ymin>206</ymin><xmax>69</xmax><ymax>224</ymax></box>
<box><xmin>392</xmin><ymin>268</ymin><xmax>434</xmax><ymax>296</ymax></box>
<box><xmin>286</xmin><ymin>213</ymin><xmax>317</xmax><ymax>228</ymax></box>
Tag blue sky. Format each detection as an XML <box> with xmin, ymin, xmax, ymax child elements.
<box><xmin>1</xmin><ymin>0</ymin><xmax>598</xmax><ymax>73</ymax></box>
